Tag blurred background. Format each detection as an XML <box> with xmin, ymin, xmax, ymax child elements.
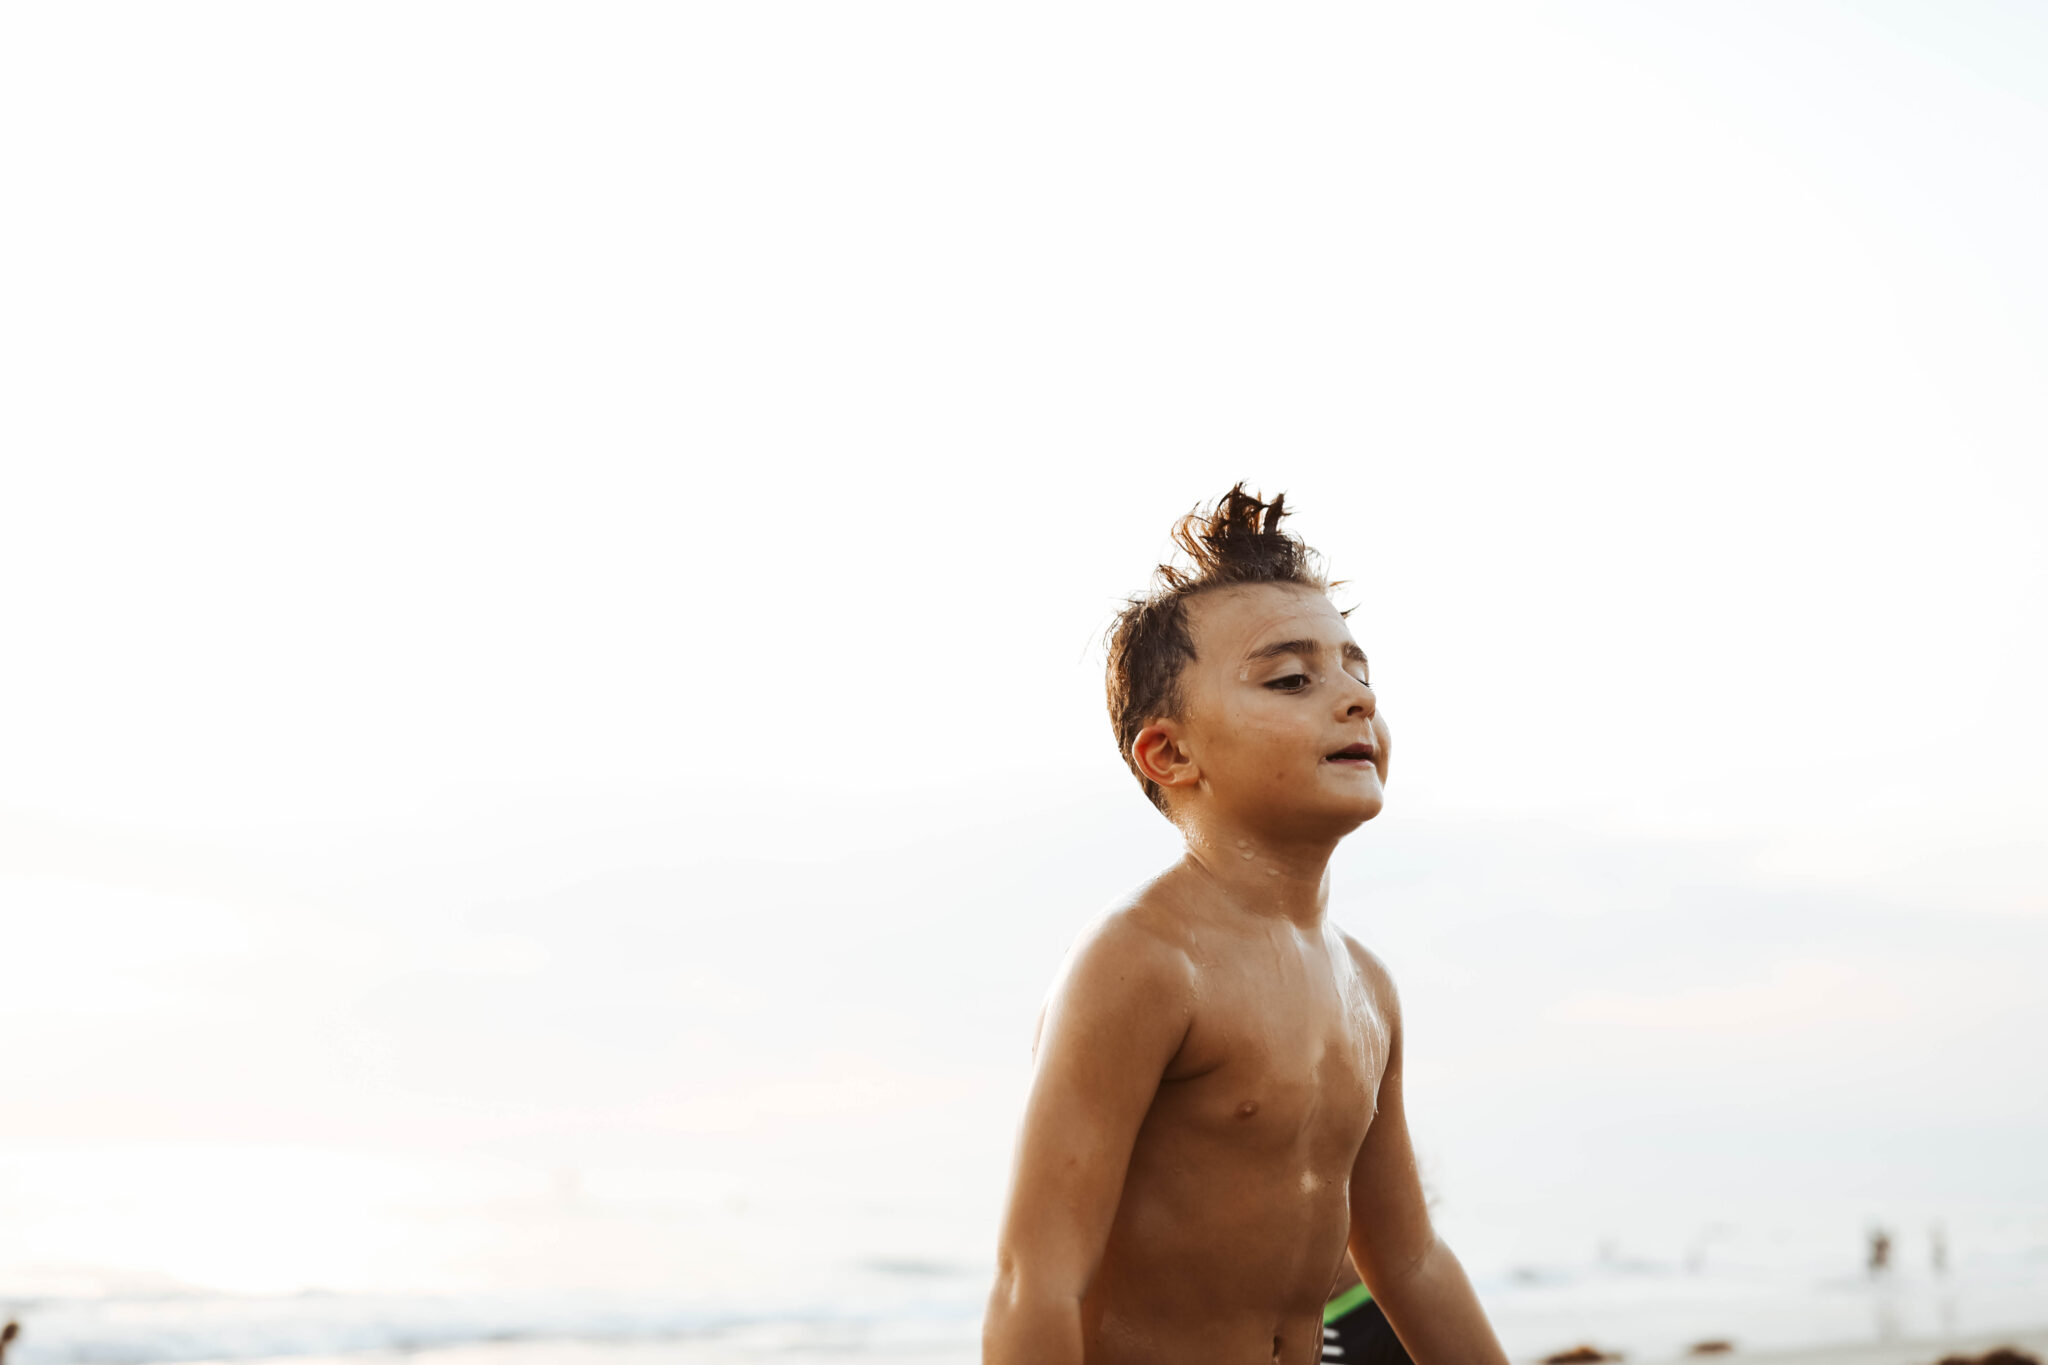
<box><xmin>2</xmin><ymin>3</ymin><xmax>2044</xmax><ymax>1363</ymax></box>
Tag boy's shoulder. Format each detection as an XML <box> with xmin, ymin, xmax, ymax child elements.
<box><xmin>1332</xmin><ymin>925</ymin><xmax>1393</xmax><ymax>977</ymax></box>
<box><xmin>1041</xmin><ymin>873</ymin><xmax>1214</xmax><ymax>1004</ymax></box>
<box><xmin>1330</xmin><ymin>925</ymin><xmax>1404</xmax><ymax>1020</ymax></box>
<box><xmin>1031</xmin><ymin>881</ymin><xmax>1204</xmax><ymax>1057</ymax></box>
<box><xmin>1067</xmin><ymin>876</ymin><xmax>1205</xmax><ymax>971</ymax></box>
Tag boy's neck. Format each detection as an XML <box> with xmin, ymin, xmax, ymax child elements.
<box><xmin>1178</xmin><ymin>817</ymin><xmax>1337</xmax><ymax>928</ymax></box>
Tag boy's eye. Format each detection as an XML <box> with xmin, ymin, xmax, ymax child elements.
<box><xmin>1266</xmin><ymin>674</ymin><xmax>1310</xmax><ymax>691</ymax></box>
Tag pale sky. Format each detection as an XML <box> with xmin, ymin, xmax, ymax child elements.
<box><xmin>2</xmin><ymin>0</ymin><xmax>2044</xmax><ymax>1303</ymax></box>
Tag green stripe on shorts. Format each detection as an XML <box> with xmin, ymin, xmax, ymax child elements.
<box><xmin>1323</xmin><ymin>1282</ymin><xmax>1374</xmax><ymax>1324</ymax></box>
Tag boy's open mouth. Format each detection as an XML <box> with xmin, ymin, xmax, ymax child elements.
<box><xmin>1325</xmin><ymin>743</ymin><xmax>1376</xmax><ymax>764</ymax></box>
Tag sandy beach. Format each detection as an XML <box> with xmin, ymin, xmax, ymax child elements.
<box><xmin>1691</xmin><ymin>1330</ymin><xmax>2048</xmax><ymax>1365</ymax></box>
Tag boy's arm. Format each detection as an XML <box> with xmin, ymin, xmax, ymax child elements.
<box><xmin>983</xmin><ymin>914</ymin><xmax>1194</xmax><ymax>1365</ymax></box>
<box><xmin>1345</xmin><ymin>943</ymin><xmax>1511</xmax><ymax>1365</ymax></box>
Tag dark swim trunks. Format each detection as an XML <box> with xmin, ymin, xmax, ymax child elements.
<box><xmin>1321</xmin><ymin>1285</ymin><xmax>1411</xmax><ymax>1365</ymax></box>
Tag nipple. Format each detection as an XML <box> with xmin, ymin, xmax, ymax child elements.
<box><xmin>1236</xmin><ymin>1099</ymin><xmax>1259</xmax><ymax>1118</ymax></box>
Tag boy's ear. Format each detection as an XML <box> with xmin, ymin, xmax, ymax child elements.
<box><xmin>1132</xmin><ymin>720</ymin><xmax>1198</xmax><ymax>794</ymax></box>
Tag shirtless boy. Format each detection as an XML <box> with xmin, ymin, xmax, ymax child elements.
<box><xmin>984</xmin><ymin>486</ymin><xmax>1509</xmax><ymax>1365</ymax></box>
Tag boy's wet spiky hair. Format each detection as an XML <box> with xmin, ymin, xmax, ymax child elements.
<box><xmin>1104</xmin><ymin>483</ymin><xmax>1338</xmax><ymax>814</ymax></box>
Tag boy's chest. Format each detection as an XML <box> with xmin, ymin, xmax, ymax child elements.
<box><xmin>1160</xmin><ymin>940</ymin><xmax>1389</xmax><ymax>1151</ymax></box>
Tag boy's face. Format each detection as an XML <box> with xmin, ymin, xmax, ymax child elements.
<box><xmin>1148</xmin><ymin>582</ymin><xmax>1389</xmax><ymax>835</ymax></box>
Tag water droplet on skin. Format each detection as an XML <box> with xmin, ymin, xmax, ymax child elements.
<box><xmin>1266</xmin><ymin>867</ymin><xmax>1280</xmax><ymax>877</ymax></box>
<box><xmin>1240</xmin><ymin>850</ymin><xmax>1255</xmax><ymax>860</ymax></box>
<box><xmin>1236</xmin><ymin>1099</ymin><xmax>1259</xmax><ymax>1118</ymax></box>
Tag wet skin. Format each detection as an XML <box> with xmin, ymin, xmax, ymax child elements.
<box><xmin>1053</xmin><ymin>871</ymin><xmax>1394</xmax><ymax>1365</ymax></box>
<box><xmin>985</xmin><ymin>583</ymin><xmax>1507</xmax><ymax>1365</ymax></box>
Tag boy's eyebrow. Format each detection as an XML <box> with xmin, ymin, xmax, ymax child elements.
<box><xmin>1245</xmin><ymin>638</ymin><xmax>1369</xmax><ymax>666</ymax></box>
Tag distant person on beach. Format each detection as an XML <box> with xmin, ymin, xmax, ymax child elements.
<box><xmin>1869</xmin><ymin>1226</ymin><xmax>1894</xmax><ymax>1276</ymax></box>
<box><xmin>984</xmin><ymin>486</ymin><xmax>1508</xmax><ymax>1364</ymax></box>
